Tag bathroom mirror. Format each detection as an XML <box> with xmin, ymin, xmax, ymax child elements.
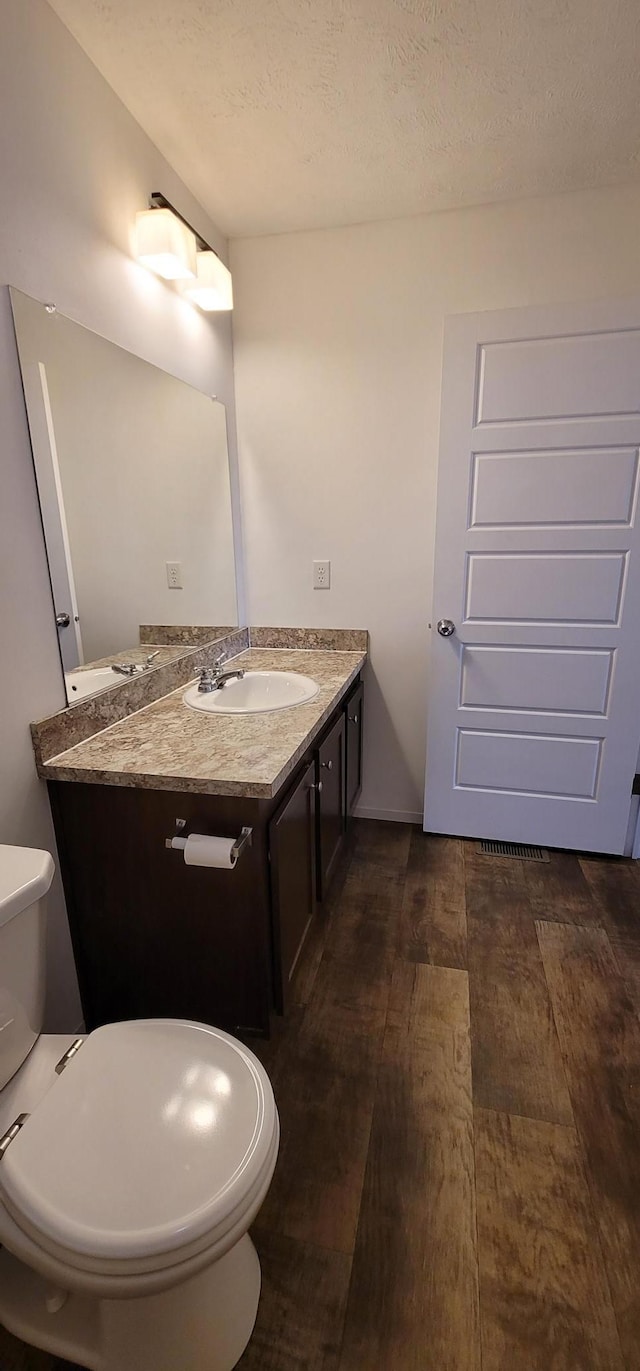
<box><xmin>11</xmin><ymin>287</ymin><xmax>239</xmax><ymax>703</ymax></box>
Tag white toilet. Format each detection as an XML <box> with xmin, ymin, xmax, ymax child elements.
<box><xmin>0</xmin><ymin>844</ymin><xmax>279</xmax><ymax>1371</ymax></box>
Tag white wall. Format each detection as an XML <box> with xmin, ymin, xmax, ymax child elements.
<box><xmin>0</xmin><ymin>0</ymin><xmax>238</xmax><ymax>1028</ymax></box>
<box><xmin>231</xmin><ymin>182</ymin><xmax>640</xmax><ymax>822</ymax></box>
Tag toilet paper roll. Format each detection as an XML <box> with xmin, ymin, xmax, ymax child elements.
<box><xmin>183</xmin><ymin>833</ymin><xmax>238</xmax><ymax>869</ymax></box>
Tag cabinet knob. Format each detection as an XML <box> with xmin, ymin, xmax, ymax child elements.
<box><xmin>321</xmin><ymin>759</ymin><xmax>333</xmax><ymax>770</ymax></box>
<box><xmin>308</xmin><ymin>780</ymin><xmax>323</xmax><ymax>794</ymax></box>
<box><xmin>348</xmin><ymin>713</ymin><xmax>359</xmax><ymax>724</ymax></box>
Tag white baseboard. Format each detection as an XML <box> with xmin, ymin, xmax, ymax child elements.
<box><xmin>353</xmin><ymin>805</ymin><xmax>423</xmax><ymax>825</ymax></box>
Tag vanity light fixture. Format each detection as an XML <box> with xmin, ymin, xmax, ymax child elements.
<box><xmin>135</xmin><ymin>193</ymin><xmax>233</xmax><ymax>309</ymax></box>
<box><xmin>135</xmin><ymin>206</ymin><xmax>196</xmax><ymax>280</ymax></box>
<box><xmin>182</xmin><ymin>251</ymin><xmax>233</xmax><ymax>312</ymax></box>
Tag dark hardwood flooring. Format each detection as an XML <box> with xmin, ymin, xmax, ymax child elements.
<box><xmin>2</xmin><ymin>820</ymin><xmax>640</xmax><ymax>1370</ymax></box>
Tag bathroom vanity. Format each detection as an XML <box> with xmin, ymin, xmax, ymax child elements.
<box><xmin>15</xmin><ymin>289</ymin><xmax>369</xmax><ymax>1041</ymax></box>
<box><xmin>14</xmin><ymin>289</ymin><xmax>370</xmax><ymax>1042</ymax></box>
<box><xmin>35</xmin><ymin>640</ymin><xmax>366</xmax><ymax>1038</ymax></box>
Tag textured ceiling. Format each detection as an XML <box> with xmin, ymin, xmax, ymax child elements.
<box><xmin>48</xmin><ymin>0</ymin><xmax>640</xmax><ymax>238</ymax></box>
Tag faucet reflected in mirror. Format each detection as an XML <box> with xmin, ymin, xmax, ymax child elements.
<box><xmin>10</xmin><ymin>287</ymin><xmax>240</xmax><ymax>705</ymax></box>
<box><xmin>111</xmin><ymin>650</ymin><xmax>160</xmax><ymax>676</ymax></box>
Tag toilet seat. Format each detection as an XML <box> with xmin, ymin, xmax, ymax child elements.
<box><xmin>0</xmin><ymin>1019</ymin><xmax>278</xmax><ymax>1281</ymax></box>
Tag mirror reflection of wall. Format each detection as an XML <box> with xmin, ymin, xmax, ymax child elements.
<box><xmin>10</xmin><ymin>287</ymin><xmax>238</xmax><ymax>701</ymax></box>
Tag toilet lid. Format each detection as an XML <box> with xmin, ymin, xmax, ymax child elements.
<box><xmin>0</xmin><ymin>1019</ymin><xmax>277</xmax><ymax>1262</ymax></box>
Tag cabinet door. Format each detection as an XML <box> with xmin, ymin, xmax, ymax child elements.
<box><xmin>50</xmin><ymin>783</ymin><xmax>273</xmax><ymax>1036</ymax></box>
<box><xmin>269</xmin><ymin>759</ymin><xmax>317</xmax><ymax>1012</ymax></box>
<box><xmin>317</xmin><ymin>711</ymin><xmax>346</xmax><ymax>900</ymax></box>
<box><xmin>345</xmin><ymin>679</ymin><xmax>364</xmax><ymax>818</ymax></box>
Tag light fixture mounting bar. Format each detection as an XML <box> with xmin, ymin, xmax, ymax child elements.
<box><xmin>149</xmin><ymin>192</ymin><xmax>217</xmax><ymax>258</ymax></box>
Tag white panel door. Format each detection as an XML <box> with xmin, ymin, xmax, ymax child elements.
<box><xmin>424</xmin><ymin>297</ymin><xmax>640</xmax><ymax>854</ymax></box>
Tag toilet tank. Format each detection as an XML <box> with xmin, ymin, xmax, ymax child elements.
<box><xmin>0</xmin><ymin>845</ymin><xmax>54</xmax><ymax>1091</ymax></box>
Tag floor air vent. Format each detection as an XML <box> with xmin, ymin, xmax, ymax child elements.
<box><xmin>477</xmin><ymin>839</ymin><xmax>549</xmax><ymax>863</ymax></box>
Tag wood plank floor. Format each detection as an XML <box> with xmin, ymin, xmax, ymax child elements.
<box><xmin>2</xmin><ymin>821</ymin><xmax>640</xmax><ymax>1370</ymax></box>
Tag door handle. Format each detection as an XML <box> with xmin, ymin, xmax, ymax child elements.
<box><xmin>437</xmin><ymin>619</ymin><xmax>455</xmax><ymax>638</ymax></box>
<box><xmin>55</xmin><ymin>612</ymin><xmax>71</xmax><ymax>629</ymax></box>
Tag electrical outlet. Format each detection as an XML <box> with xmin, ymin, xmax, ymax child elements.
<box><xmin>313</xmin><ymin>560</ymin><xmax>331</xmax><ymax>590</ymax></box>
<box><xmin>166</xmin><ymin>561</ymin><xmax>183</xmax><ymax>589</ymax></box>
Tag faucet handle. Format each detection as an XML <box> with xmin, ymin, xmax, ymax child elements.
<box><xmin>198</xmin><ymin>666</ymin><xmax>216</xmax><ymax>693</ymax></box>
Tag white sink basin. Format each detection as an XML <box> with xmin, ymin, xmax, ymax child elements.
<box><xmin>65</xmin><ymin>667</ymin><xmax>120</xmax><ymax>701</ymax></box>
<box><xmin>183</xmin><ymin>670</ymin><xmax>320</xmax><ymax>715</ymax></box>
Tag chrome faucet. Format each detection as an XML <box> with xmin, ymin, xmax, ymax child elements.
<box><xmin>213</xmin><ymin>668</ymin><xmax>246</xmax><ymax>690</ymax></box>
<box><xmin>198</xmin><ymin>652</ymin><xmax>226</xmax><ymax>693</ymax></box>
<box><xmin>197</xmin><ymin>652</ymin><xmax>245</xmax><ymax>693</ymax></box>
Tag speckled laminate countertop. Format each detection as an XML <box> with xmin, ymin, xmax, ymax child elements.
<box><xmin>39</xmin><ymin>648</ymin><xmax>366</xmax><ymax>799</ymax></box>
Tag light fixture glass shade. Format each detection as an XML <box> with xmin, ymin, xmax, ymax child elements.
<box><xmin>182</xmin><ymin>251</ymin><xmax>234</xmax><ymax>311</ymax></box>
<box><xmin>136</xmin><ymin>208</ymin><xmax>197</xmax><ymax>280</ymax></box>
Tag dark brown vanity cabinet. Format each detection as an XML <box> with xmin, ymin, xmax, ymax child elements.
<box><xmin>49</xmin><ymin>782</ymin><xmax>273</xmax><ymax>1036</ymax></box>
<box><xmin>344</xmin><ymin>679</ymin><xmax>364</xmax><ymax>818</ymax></box>
<box><xmin>268</xmin><ymin>759</ymin><xmax>317</xmax><ymax>1012</ymax></box>
<box><xmin>316</xmin><ymin>712</ymin><xmax>346</xmax><ymax>900</ymax></box>
<box><xmin>50</xmin><ymin>674</ymin><xmax>364</xmax><ymax>1039</ymax></box>
<box><xmin>268</xmin><ymin>682</ymin><xmax>363</xmax><ymax>1007</ymax></box>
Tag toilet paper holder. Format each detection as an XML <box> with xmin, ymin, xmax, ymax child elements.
<box><xmin>165</xmin><ymin>823</ymin><xmax>253</xmax><ymax>861</ymax></box>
